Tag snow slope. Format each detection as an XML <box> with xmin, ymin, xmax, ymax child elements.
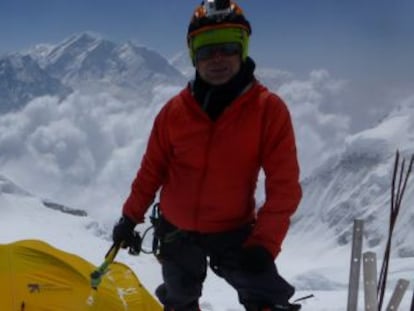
<box><xmin>292</xmin><ymin>96</ymin><xmax>414</xmax><ymax>258</ymax></box>
<box><xmin>1</xmin><ymin>175</ymin><xmax>413</xmax><ymax>310</ymax></box>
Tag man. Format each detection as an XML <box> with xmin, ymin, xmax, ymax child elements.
<box><xmin>112</xmin><ymin>1</ymin><xmax>302</xmax><ymax>310</ymax></box>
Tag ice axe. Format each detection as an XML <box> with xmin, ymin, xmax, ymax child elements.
<box><xmin>90</xmin><ymin>242</ymin><xmax>122</xmax><ymax>290</ymax></box>
<box><xmin>86</xmin><ymin>242</ymin><xmax>123</xmax><ymax>307</ymax></box>
<box><xmin>89</xmin><ymin>222</ymin><xmax>149</xmax><ymax>291</ymax></box>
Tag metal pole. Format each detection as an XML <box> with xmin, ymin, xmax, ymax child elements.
<box><xmin>363</xmin><ymin>251</ymin><xmax>378</xmax><ymax>311</ymax></box>
<box><xmin>386</xmin><ymin>279</ymin><xmax>410</xmax><ymax>311</ymax></box>
<box><xmin>347</xmin><ymin>219</ymin><xmax>364</xmax><ymax>311</ymax></box>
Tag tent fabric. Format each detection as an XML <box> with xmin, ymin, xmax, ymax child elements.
<box><xmin>0</xmin><ymin>239</ymin><xmax>162</xmax><ymax>310</ymax></box>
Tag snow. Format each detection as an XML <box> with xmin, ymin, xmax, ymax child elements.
<box><xmin>1</xmin><ymin>178</ymin><xmax>413</xmax><ymax>310</ymax></box>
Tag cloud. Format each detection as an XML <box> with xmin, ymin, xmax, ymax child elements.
<box><xmin>0</xmin><ymin>87</ymin><xmax>179</xmax><ymax>217</ymax></box>
<box><xmin>276</xmin><ymin>70</ymin><xmax>350</xmax><ymax>177</ymax></box>
<box><xmin>0</xmin><ymin>71</ymin><xmax>351</xmax><ymax>216</ymax></box>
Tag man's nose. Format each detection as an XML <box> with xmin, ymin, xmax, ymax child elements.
<box><xmin>210</xmin><ymin>49</ymin><xmax>225</xmax><ymax>60</ymax></box>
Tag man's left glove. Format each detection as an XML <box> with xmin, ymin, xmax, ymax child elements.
<box><xmin>239</xmin><ymin>245</ymin><xmax>274</xmax><ymax>273</ymax></box>
<box><xmin>112</xmin><ymin>215</ymin><xmax>142</xmax><ymax>255</ymax></box>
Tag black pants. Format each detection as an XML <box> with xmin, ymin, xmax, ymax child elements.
<box><xmin>154</xmin><ymin>220</ymin><xmax>295</xmax><ymax>310</ymax></box>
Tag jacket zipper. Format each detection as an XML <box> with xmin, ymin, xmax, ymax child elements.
<box><xmin>195</xmin><ymin>123</ymin><xmax>215</xmax><ymax>231</ymax></box>
<box><xmin>194</xmin><ymin>90</ymin><xmax>216</xmax><ymax>230</ymax></box>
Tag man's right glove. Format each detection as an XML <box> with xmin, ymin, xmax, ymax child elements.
<box><xmin>112</xmin><ymin>215</ymin><xmax>142</xmax><ymax>255</ymax></box>
<box><xmin>239</xmin><ymin>245</ymin><xmax>274</xmax><ymax>273</ymax></box>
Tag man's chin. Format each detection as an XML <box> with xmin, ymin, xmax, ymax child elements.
<box><xmin>205</xmin><ymin>73</ymin><xmax>233</xmax><ymax>85</ymax></box>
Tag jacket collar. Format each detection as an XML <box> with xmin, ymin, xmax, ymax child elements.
<box><xmin>189</xmin><ymin>57</ymin><xmax>256</xmax><ymax>121</ymax></box>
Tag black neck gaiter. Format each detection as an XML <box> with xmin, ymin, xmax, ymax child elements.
<box><xmin>192</xmin><ymin>57</ymin><xmax>256</xmax><ymax>121</ymax></box>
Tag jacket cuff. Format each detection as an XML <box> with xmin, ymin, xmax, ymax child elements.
<box><xmin>120</xmin><ymin>214</ymin><xmax>137</xmax><ymax>230</ymax></box>
<box><xmin>243</xmin><ymin>235</ymin><xmax>280</xmax><ymax>259</ymax></box>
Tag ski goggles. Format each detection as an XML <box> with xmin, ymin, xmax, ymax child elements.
<box><xmin>195</xmin><ymin>42</ymin><xmax>242</xmax><ymax>62</ymax></box>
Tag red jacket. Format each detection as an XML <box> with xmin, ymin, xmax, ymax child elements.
<box><xmin>123</xmin><ymin>81</ymin><xmax>302</xmax><ymax>257</ymax></box>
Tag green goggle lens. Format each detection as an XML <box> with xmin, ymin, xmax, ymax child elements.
<box><xmin>195</xmin><ymin>42</ymin><xmax>242</xmax><ymax>62</ymax></box>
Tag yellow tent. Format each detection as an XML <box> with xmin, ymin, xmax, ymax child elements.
<box><xmin>0</xmin><ymin>239</ymin><xmax>162</xmax><ymax>310</ymax></box>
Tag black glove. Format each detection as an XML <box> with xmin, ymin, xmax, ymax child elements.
<box><xmin>112</xmin><ymin>215</ymin><xmax>142</xmax><ymax>255</ymax></box>
<box><xmin>239</xmin><ymin>245</ymin><xmax>274</xmax><ymax>273</ymax></box>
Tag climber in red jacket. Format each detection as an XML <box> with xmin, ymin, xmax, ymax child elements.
<box><xmin>112</xmin><ymin>1</ymin><xmax>302</xmax><ymax>310</ymax></box>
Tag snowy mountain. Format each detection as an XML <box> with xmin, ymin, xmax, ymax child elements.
<box><xmin>27</xmin><ymin>32</ymin><xmax>186</xmax><ymax>101</ymax></box>
<box><xmin>0</xmin><ymin>174</ymin><xmax>86</xmax><ymax>217</ymax></box>
<box><xmin>0</xmin><ymin>175</ymin><xmax>109</xmax><ymax>261</ymax></box>
<box><xmin>291</xmin><ymin>96</ymin><xmax>414</xmax><ymax>259</ymax></box>
<box><xmin>0</xmin><ymin>54</ymin><xmax>71</xmax><ymax>113</ymax></box>
<box><xmin>0</xmin><ymin>32</ymin><xmax>187</xmax><ymax>113</ymax></box>
<box><xmin>0</xmin><ymin>174</ymin><xmax>31</xmax><ymax>196</ymax></box>
<box><xmin>170</xmin><ymin>50</ymin><xmax>194</xmax><ymax>79</ymax></box>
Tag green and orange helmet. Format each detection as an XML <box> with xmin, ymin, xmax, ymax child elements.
<box><xmin>187</xmin><ymin>0</ymin><xmax>252</xmax><ymax>64</ymax></box>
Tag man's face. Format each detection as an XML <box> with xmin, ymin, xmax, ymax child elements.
<box><xmin>195</xmin><ymin>43</ymin><xmax>242</xmax><ymax>86</ymax></box>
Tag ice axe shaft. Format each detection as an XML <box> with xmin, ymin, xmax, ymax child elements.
<box><xmin>90</xmin><ymin>242</ymin><xmax>122</xmax><ymax>290</ymax></box>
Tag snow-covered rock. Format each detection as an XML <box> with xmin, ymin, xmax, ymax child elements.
<box><xmin>0</xmin><ymin>54</ymin><xmax>71</xmax><ymax>112</ymax></box>
<box><xmin>29</xmin><ymin>32</ymin><xmax>186</xmax><ymax>101</ymax></box>
<box><xmin>293</xmin><ymin>96</ymin><xmax>414</xmax><ymax>258</ymax></box>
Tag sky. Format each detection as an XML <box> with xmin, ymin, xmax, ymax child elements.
<box><xmin>1</xmin><ymin>0</ymin><xmax>413</xmax><ymax>79</ymax></box>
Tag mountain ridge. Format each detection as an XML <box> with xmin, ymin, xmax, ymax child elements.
<box><xmin>293</xmin><ymin>99</ymin><xmax>414</xmax><ymax>258</ymax></box>
<box><xmin>0</xmin><ymin>32</ymin><xmax>186</xmax><ymax>112</ymax></box>
<box><xmin>0</xmin><ymin>53</ymin><xmax>71</xmax><ymax>112</ymax></box>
